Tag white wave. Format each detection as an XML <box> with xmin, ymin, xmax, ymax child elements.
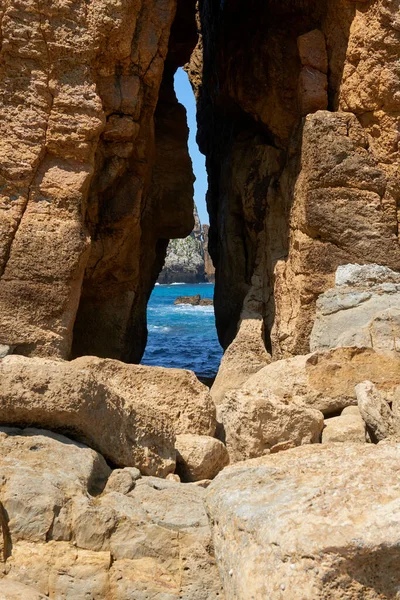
<box><xmin>169</xmin><ymin>282</ymin><xmax>187</xmax><ymax>285</ymax></box>
<box><xmin>175</xmin><ymin>305</ymin><xmax>214</xmax><ymax>314</ymax></box>
<box><xmin>154</xmin><ymin>282</ymin><xmax>161</xmax><ymax>286</ymax></box>
<box><xmin>149</xmin><ymin>325</ymin><xmax>172</xmax><ymax>332</ymax></box>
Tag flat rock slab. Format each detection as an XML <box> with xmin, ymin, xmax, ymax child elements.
<box><xmin>206</xmin><ymin>444</ymin><xmax>400</xmax><ymax>600</ymax></box>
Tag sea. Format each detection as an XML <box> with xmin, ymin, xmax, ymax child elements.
<box><xmin>141</xmin><ymin>283</ymin><xmax>223</xmax><ymax>379</ymax></box>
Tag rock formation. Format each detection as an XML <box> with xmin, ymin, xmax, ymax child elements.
<box><xmin>174</xmin><ymin>295</ymin><xmax>213</xmax><ymax>306</ymax></box>
<box><xmin>158</xmin><ymin>206</ymin><xmax>206</xmax><ymax>283</ymax></box>
<box><xmin>192</xmin><ymin>0</ymin><xmax>400</xmax><ymax>357</ymax></box>
<box><xmin>1</xmin><ymin>0</ymin><xmax>400</xmax><ymax>598</ymax></box>
<box><xmin>0</xmin><ymin>0</ymin><xmax>197</xmax><ymax>363</ymax></box>
<box><xmin>158</xmin><ymin>208</ymin><xmax>216</xmax><ymax>284</ymax></box>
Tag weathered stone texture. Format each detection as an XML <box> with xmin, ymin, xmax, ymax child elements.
<box><xmin>195</xmin><ymin>0</ymin><xmax>400</xmax><ymax>369</ymax></box>
<box><xmin>0</xmin><ymin>0</ymin><xmax>197</xmax><ymax>363</ymax></box>
<box><xmin>311</xmin><ymin>263</ymin><xmax>400</xmax><ymax>352</ymax></box>
<box><xmin>206</xmin><ymin>444</ymin><xmax>400</xmax><ymax>599</ymax></box>
<box><xmin>0</xmin><ymin>428</ymin><xmax>223</xmax><ymax>599</ymax></box>
<box><xmin>0</xmin><ymin>355</ymin><xmax>216</xmax><ymax>475</ymax></box>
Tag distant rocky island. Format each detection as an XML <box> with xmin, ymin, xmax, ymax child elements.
<box><xmin>158</xmin><ymin>208</ymin><xmax>215</xmax><ymax>284</ymax></box>
<box><xmin>174</xmin><ymin>295</ymin><xmax>213</xmax><ymax>306</ymax></box>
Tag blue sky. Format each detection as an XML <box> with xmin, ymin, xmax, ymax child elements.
<box><xmin>174</xmin><ymin>68</ymin><xmax>209</xmax><ymax>225</ymax></box>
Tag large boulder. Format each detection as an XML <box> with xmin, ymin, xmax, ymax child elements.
<box><xmin>311</xmin><ymin>264</ymin><xmax>400</xmax><ymax>352</ymax></box>
<box><xmin>237</xmin><ymin>346</ymin><xmax>400</xmax><ymax>416</ymax></box>
<box><xmin>211</xmin><ymin>318</ymin><xmax>271</xmax><ymax>406</ymax></box>
<box><xmin>0</xmin><ymin>355</ymin><xmax>216</xmax><ymax>475</ymax></box>
<box><xmin>0</xmin><ymin>428</ymin><xmax>223</xmax><ymax>599</ymax></box>
<box><xmin>206</xmin><ymin>444</ymin><xmax>400</xmax><ymax>599</ymax></box>
<box><xmin>218</xmin><ymin>389</ymin><xmax>323</xmax><ymax>462</ymax></box>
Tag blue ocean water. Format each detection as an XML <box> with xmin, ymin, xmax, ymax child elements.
<box><xmin>141</xmin><ymin>283</ymin><xmax>223</xmax><ymax>378</ymax></box>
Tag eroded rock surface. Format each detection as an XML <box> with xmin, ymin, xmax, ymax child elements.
<box><xmin>0</xmin><ymin>0</ymin><xmax>197</xmax><ymax>363</ymax></box>
<box><xmin>206</xmin><ymin>444</ymin><xmax>400</xmax><ymax>600</ymax></box>
<box><xmin>311</xmin><ymin>264</ymin><xmax>400</xmax><ymax>352</ymax></box>
<box><xmin>0</xmin><ymin>355</ymin><xmax>216</xmax><ymax>474</ymax></box>
<box><xmin>193</xmin><ymin>0</ymin><xmax>400</xmax><ymax>369</ymax></box>
<box><xmin>235</xmin><ymin>346</ymin><xmax>400</xmax><ymax>416</ymax></box>
<box><xmin>0</xmin><ymin>428</ymin><xmax>223</xmax><ymax>599</ymax></box>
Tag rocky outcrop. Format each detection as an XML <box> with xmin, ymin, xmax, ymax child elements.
<box><xmin>174</xmin><ymin>295</ymin><xmax>213</xmax><ymax>306</ymax></box>
<box><xmin>311</xmin><ymin>264</ymin><xmax>400</xmax><ymax>352</ymax></box>
<box><xmin>0</xmin><ymin>355</ymin><xmax>216</xmax><ymax>475</ymax></box>
<box><xmin>158</xmin><ymin>206</ymin><xmax>206</xmax><ymax>284</ymax></box>
<box><xmin>0</xmin><ymin>0</ymin><xmax>197</xmax><ymax>363</ymax></box>
<box><xmin>193</xmin><ymin>0</ymin><xmax>400</xmax><ymax>363</ymax></box>
<box><xmin>0</xmin><ymin>428</ymin><xmax>223</xmax><ymax>599</ymax></box>
<box><xmin>206</xmin><ymin>444</ymin><xmax>400</xmax><ymax>599</ymax></box>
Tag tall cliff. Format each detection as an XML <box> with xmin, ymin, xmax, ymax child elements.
<box><xmin>0</xmin><ymin>0</ymin><xmax>197</xmax><ymax>362</ymax></box>
<box><xmin>158</xmin><ymin>206</ymin><xmax>205</xmax><ymax>283</ymax></box>
<box><xmin>192</xmin><ymin>0</ymin><xmax>400</xmax><ymax>360</ymax></box>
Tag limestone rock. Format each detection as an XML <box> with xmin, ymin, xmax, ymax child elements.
<box><xmin>0</xmin><ymin>0</ymin><xmax>197</xmax><ymax>363</ymax></box>
<box><xmin>218</xmin><ymin>389</ymin><xmax>324</xmax><ymax>463</ymax></box>
<box><xmin>322</xmin><ymin>407</ymin><xmax>366</xmax><ymax>444</ymax></box>
<box><xmin>0</xmin><ymin>355</ymin><xmax>216</xmax><ymax>474</ymax></box>
<box><xmin>311</xmin><ymin>264</ymin><xmax>400</xmax><ymax>352</ymax></box>
<box><xmin>175</xmin><ymin>434</ymin><xmax>229</xmax><ymax>482</ymax></box>
<box><xmin>206</xmin><ymin>444</ymin><xmax>400</xmax><ymax>599</ymax></box>
<box><xmin>239</xmin><ymin>346</ymin><xmax>400</xmax><ymax>416</ymax></box>
<box><xmin>211</xmin><ymin>318</ymin><xmax>271</xmax><ymax>406</ymax></box>
<box><xmin>202</xmin><ymin>224</ymin><xmax>215</xmax><ymax>283</ymax></box>
<box><xmin>0</xmin><ymin>580</ymin><xmax>47</xmax><ymax>600</ymax></box>
<box><xmin>356</xmin><ymin>380</ymin><xmax>399</xmax><ymax>443</ymax></box>
<box><xmin>0</xmin><ymin>429</ymin><xmax>223</xmax><ymax>599</ymax></box>
<box><xmin>103</xmin><ymin>468</ymin><xmax>141</xmax><ymax>495</ymax></box>
<box><xmin>0</xmin><ymin>427</ymin><xmax>110</xmax><ymax>544</ymax></box>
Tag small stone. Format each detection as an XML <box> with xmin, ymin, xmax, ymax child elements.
<box><xmin>270</xmin><ymin>440</ymin><xmax>295</xmax><ymax>454</ymax></box>
<box><xmin>176</xmin><ymin>434</ymin><xmax>229</xmax><ymax>482</ymax></box>
<box><xmin>166</xmin><ymin>473</ymin><xmax>181</xmax><ymax>483</ymax></box>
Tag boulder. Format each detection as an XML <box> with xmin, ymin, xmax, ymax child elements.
<box><xmin>238</xmin><ymin>346</ymin><xmax>400</xmax><ymax>416</ymax></box>
<box><xmin>0</xmin><ymin>581</ymin><xmax>47</xmax><ymax>600</ymax></box>
<box><xmin>218</xmin><ymin>389</ymin><xmax>324</xmax><ymax>463</ymax></box>
<box><xmin>211</xmin><ymin>318</ymin><xmax>271</xmax><ymax>405</ymax></box>
<box><xmin>0</xmin><ymin>429</ymin><xmax>223</xmax><ymax>599</ymax></box>
<box><xmin>356</xmin><ymin>380</ymin><xmax>399</xmax><ymax>443</ymax></box>
<box><xmin>0</xmin><ymin>356</ymin><xmax>216</xmax><ymax>475</ymax></box>
<box><xmin>206</xmin><ymin>444</ymin><xmax>400</xmax><ymax>599</ymax></box>
<box><xmin>175</xmin><ymin>434</ymin><xmax>229</xmax><ymax>481</ymax></box>
<box><xmin>311</xmin><ymin>264</ymin><xmax>400</xmax><ymax>352</ymax></box>
<box><xmin>322</xmin><ymin>406</ymin><xmax>366</xmax><ymax>444</ymax></box>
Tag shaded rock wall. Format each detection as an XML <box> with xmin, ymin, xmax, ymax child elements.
<box><xmin>0</xmin><ymin>0</ymin><xmax>197</xmax><ymax>363</ymax></box>
<box><xmin>194</xmin><ymin>0</ymin><xmax>400</xmax><ymax>356</ymax></box>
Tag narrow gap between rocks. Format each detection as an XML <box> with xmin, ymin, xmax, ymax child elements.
<box><xmin>141</xmin><ymin>68</ymin><xmax>222</xmax><ymax>385</ymax></box>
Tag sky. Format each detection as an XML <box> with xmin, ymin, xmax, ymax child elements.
<box><xmin>174</xmin><ymin>68</ymin><xmax>209</xmax><ymax>226</ymax></box>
